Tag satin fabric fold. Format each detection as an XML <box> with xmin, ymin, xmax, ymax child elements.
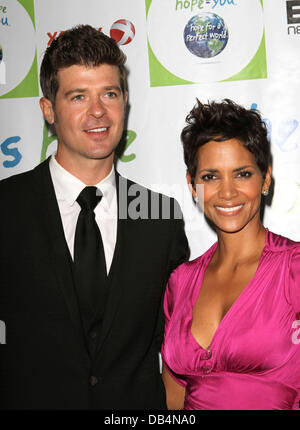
<box><xmin>162</xmin><ymin>230</ymin><xmax>300</xmax><ymax>410</ymax></box>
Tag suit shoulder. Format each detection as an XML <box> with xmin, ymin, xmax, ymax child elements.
<box><xmin>0</xmin><ymin>159</ymin><xmax>49</xmax><ymax>196</ymax></box>
<box><xmin>0</xmin><ymin>168</ymin><xmax>34</xmax><ymax>193</ymax></box>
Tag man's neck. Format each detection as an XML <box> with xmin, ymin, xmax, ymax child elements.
<box><xmin>55</xmin><ymin>152</ymin><xmax>114</xmax><ymax>185</ymax></box>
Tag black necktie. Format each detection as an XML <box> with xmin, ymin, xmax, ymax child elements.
<box><xmin>74</xmin><ymin>186</ymin><xmax>107</xmax><ymax>334</ymax></box>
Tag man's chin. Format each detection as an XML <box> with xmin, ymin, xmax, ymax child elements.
<box><xmin>84</xmin><ymin>149</ymin><xmax>115</xmax><ymax>161</ymax></box>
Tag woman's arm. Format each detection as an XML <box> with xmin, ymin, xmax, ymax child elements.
<box><xmin>162</xmin><ymin>365</ymin><xmax>186</xmax><ymax>410</ymax></box>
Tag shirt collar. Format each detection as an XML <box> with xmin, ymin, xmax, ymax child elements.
<box><xmin>49</xmin><ymin>153</ymin><xmax>116</xmax><ymax>208</ymax></box>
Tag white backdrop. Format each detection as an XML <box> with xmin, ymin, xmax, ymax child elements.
<box><xmin>1</xmin><ymin>0</ymin><xmax>300</xmax><ymax>259</ymax></box>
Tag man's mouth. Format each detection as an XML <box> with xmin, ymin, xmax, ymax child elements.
<box><xmin>85</xmin><ymin>127</ymin><xmax>108</xmax><ymax>133</ymax></box>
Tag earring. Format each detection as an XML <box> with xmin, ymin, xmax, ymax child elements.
<box><xmin>263</xmin><ymin>189</ymin><xmax>269</xmax><ymax>196</ymax></box>
<box><xmin>194</xmin><ymin>195</ymin><xmax>199</xmax><ymax>203</ymax></box>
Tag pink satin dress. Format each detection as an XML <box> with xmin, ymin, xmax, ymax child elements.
<box><xmin>162</xmin><ymin>230</ymin><xmax>300</xmax><ymax>410</ymax></box>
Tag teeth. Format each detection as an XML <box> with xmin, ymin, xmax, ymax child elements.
<box><xmin>215</xmin><ymin>205</ymin><xmax>243</xmax><ymax>212</ymax></box>
<box><xmin>87</xmin><ymin>127</ymin><xmax>107</xmax><ymax>132</ymax></box>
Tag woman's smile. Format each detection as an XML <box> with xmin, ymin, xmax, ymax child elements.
<box><xmin>189</xmin><ymin>138</ymin><xmax>271</xmax><ymax>234</ymax></box>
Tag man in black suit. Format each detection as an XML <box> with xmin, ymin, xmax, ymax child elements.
<box><xmin>0</xmin><ymin>25</ymin><xmax>189</xmax><ymax>409</ymax></box>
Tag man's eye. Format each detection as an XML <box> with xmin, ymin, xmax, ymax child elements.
<box><xmin>72</xmin><ymin>95</ymin><xmax>84</xmax><ymax>101</ymax></box>
<box><xmin>105</xmin><ymin>91</ymin><xmax>117</xmax><ymax>98</ymax></box>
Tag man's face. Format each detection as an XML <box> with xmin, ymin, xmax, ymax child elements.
<box><xmin>40</xmin><ymin>64</ymin><xmax>127</xmax><ymax>170</ymax></box>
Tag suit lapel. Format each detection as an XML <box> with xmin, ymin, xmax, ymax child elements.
<box><xmin>32</xmin><ymin>163</ymin><xmax>136</xmax><ymax>357</ymax></box>
<box><xmin>32</xmin><ymin>159</ymin><xmax>87</xmax><ymax>353</ymax></box>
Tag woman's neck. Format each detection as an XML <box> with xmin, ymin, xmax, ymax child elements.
<box><xmin>213</xmin><ymin>221</ymin><xmax>267</xmax><ymax>269</ymax></box>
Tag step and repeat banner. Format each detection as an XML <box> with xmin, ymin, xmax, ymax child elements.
<box><xmin>1</xmin><ymin>0</ymin><xmax>300</xmax><ymax>258</ymax></box>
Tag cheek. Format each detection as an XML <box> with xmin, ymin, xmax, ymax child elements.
<box><xmin>56</xmin><ymin>111</ymin><xmax>79</xmax><ymax>129</ymax></box>
<box><xmin>240</xmin><ymin>182</ymin><xmax>263</xmax><ymax>204</ymax></box>
<box><xmin>114</xmin><ymin>110</ymin><xmax>125</xmax><ymax>125</ymax></box>
<box><xmin>111</xmin><ymin>102</ymin><xmax>126</xmax><ymax>118</ymax></box>
<box><xmin>202</xmin><ymin>185</ymin><xmax>215</xmax><ymax>206</ymax></box>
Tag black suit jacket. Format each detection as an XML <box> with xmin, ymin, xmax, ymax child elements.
<box><xmin>0</xmin><ymin>158</ymin><xmax>189</xmax><ymax>410</ymax></box>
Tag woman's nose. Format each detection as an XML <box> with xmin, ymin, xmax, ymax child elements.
<box><xmin>218</xmin><ymin>178</ymin><xmax>238</xmax><ymax>200</ymax></box>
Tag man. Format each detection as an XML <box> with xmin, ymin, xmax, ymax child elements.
<box><xmin>0</xmin><ymin>25</ymin><xmax>189</xmax><ymax>409</ymax></box>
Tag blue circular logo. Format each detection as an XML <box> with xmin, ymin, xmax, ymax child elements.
<box><xmin>184</xmin><ymin>13</ymin><xmax>229</xmax><ymax>58</ymax></box>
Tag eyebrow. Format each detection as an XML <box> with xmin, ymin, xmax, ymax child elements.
<box><xmin>198</xmin><ymin>165</ymin><xmax>254</xmax><ymax>174</ymax></box>
<box><xmin>64</xmin><ymin>85</ymin><xmax>122</xmax><ymax>98</ymax></box>
<box><xmin>64</xmin><ymin>88</ymin><xmax>87</xmax><ymax>97</ymax></box>
<box><xmin>103</xmin><ymin>85</ymin><xmax>122</xmax><ymax>92</ymax></box>
<box><xmin>233</xmin><ymin>165</ymin><xmax>254</xmax><ymax>172</ymax></box>
<box><xmin>197</xmin><ymin>168</ymin><xmax>218</xmax><ymax>174</ymax></box>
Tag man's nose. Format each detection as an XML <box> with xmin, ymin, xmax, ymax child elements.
<box><xmin>88</xmin><ymin>97</ymin><xmax>106</xmax><ymax>118</ymax></box>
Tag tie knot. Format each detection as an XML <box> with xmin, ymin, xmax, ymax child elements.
<box><xmin>77</xmin><ymin>186</ymin><xmax>102</xmax><ymax>211</ymax></box>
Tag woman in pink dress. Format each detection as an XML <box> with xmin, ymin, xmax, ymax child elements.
<box><xmin>162</xmin><ymin>99</ymin><xmax>300</xmax><ymax>410</ymax></box>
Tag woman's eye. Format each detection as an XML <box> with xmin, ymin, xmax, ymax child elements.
<box><xmin>201</xmin><ymin>174</ymin><xmax>216</xmax><ymax>181</ymax></box>
<box><xmin>237</xmin><ymin>171</ymin><xmax>253</xmax><ymax>178</ymax></box>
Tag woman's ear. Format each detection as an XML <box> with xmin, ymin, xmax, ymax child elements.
<box><xmin>186</xmin><ymin>171</ymin><xmax>196</xmax><ymax>199</ymax></box>
<box><xmin>262</xmin><ymin>165</ymin><xmax>272</xmax><ymax>195</ymax></box>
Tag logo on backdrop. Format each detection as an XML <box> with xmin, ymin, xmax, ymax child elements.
<box><xmin>174</xmin><ymin>0</ymin><xmax>236</xmax><ymax>12</ymax></box>
<box><xmin>146</xmin><ymin>0</ymin><xmax>266</xmax><ymax>86</ymax></box>
<box><xmin>251</xmin><ymin>102</ymin><xmax>299</xmax><ymax>153</ymax></box>
<box><xmin>0</xmin><ymin>4</ymin><xmax>7</xmax><ymax>84</ymax></box>
<box><xmin>0</xmin><ymin>135</ymin><xmax>22</xmax><ymax>168</ymax></box>
<box><xmin>110</xmin><ymin>19</ymin><xmax>135</xmax><ymax>45</ymax></box>
<box><xmin>251</xmin><ymin>102</ymin><xmax>300</xmax><ymax>223</ymax></box>
<box><xmin>0</xmin><ymin>4</ymin><xmax>8</xmax><ymax>26</ymax></box>
<box><xmin>40</xmin><ymin>124</ymin><xmax>136</xmax><ymax>165</ymax></box>
<box><xmin>0</xmin><ymin>0</ymin><xmax>38</xmax><ymax>99</ymax></box>
<box><xmin>286</xmin><ymin>0</ymin><xmax>300</xmax><ymax>35</ymax></box>
<box><xmin>184</xmin><ymin>12</ymin><xmax>228</xmax><ymax>58</ymax></box>
<box><xmin>47</xmin><ymin>20</ymin><xmax>135</xmax><ymax>47</ymax></box>
<box><xmin>0</xmin><ymin>41</ymin><xmax>5</xmax><ymax>84</ymax></box>
<box><xmin>47</xmin><ymin>27</ymin><xmax>103</xmax><ymax>46</ymax></box>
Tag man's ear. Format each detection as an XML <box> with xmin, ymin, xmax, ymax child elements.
<box><xmin>40</xmin><ymin>97</ymin><xmax>55</xmax><ymax>125</ymax></box>
<box><xmin>123</xmin><ymin>90</ymin><xmax>129</xmax><ymax>113</ymax></box>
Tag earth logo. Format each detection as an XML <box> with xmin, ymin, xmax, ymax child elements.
<box><xmin>184</xmin><ymin>13</ymin><xmax>229</xmax><ymax>58</ymax></box>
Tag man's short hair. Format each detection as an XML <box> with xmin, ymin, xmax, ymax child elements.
<box><xmin>40</xmin><ymin>24</ymin><xmax>127</xmax><ymax>105</ymax></box>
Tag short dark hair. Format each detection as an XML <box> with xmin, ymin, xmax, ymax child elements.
<box><xmin>40</xmin><ymin>24</ymin><xmax>127</xmax><ymax>105</ymax></box>
<box><xmin>181</xmin><ymin>99</ymin><xmax>271</xmax><ymax>187</ymax></box>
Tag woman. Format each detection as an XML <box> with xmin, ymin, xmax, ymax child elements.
<box><xmin>161</xmin><ymin>99</ymin><xmax>300</xmax><ymax>410</ymax></box>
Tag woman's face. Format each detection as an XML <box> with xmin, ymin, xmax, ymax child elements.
<box><xmin>187</xmin><ymin>138</ymin><xmax>271</xmax><ymax>234</ymax></box>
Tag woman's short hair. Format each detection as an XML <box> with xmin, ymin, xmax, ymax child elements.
<box><xmin>40</xmin><ymin>24</ymin><xmax>127</xmax><ymax>106</ymax></box>
<box><xmin>181</xmin><ymin>99</ymin><xmax>271</xmax><ymax>186</ymax></box>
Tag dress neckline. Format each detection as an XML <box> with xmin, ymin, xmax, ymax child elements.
<box><xmin>189</xmin><ymin>228</ymin><xmax>269</xmax><ymax>351</ymax></box>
